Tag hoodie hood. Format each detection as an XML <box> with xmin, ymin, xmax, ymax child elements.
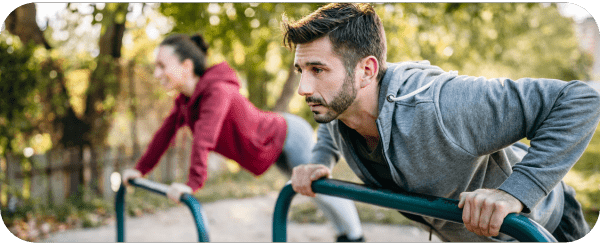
<box><xmin>182</xmin><ymin>62</ymin><xmax>241</xmax><ymax>105</ymax></box>
<box><xmin>376</xmin><ymin>61</ymin><xmax>458</xmax><ymax>158</ymax></box>
<box><xmin>378</xmin><ymin>60</ymin><xmax>456</xmax><ymax>115</ymax></box>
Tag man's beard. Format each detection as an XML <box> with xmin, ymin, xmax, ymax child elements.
<box><xmin>306</xmin><ymin>72</ymin><xmax>357</xmax><ymax>123</ymax></box>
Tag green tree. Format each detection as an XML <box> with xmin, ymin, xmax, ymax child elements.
<box><xmin>1</xmin><ymin>3</ymin><xmax>132</xmax><ymax>198</ymax></box>
<box><xmin>0</xmin><ymin>38</ymin><xmax>37</xmax><ymax>157</ymax></box>
<box><xmin>157</xmin><ymin>3</ymin><xmax>591</xmax><ymax>123</ymax></box>
<box><xmin>1</xmin><ymin>3</ymin><xmax>63</xmax><ymax>204</ymax></box>
<box><xmin>79</xmin><ymin>3</ymin><xmax>129</xmax><ymax>195</ymax></box>
<box><xmin>377</xmin><ymin>3</ymin><xmax>591</xmax><ymax>81</ymax></box>
<box><xmin>0</xmin><ymin>39</ymin><xmax>38</xmax><ymax>191</ymax></box>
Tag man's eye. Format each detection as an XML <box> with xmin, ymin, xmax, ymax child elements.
<box><xmin>295</xmin><ymin>68</ymin><xmax>302</xmax><ymax>74</ymax></box>
<box><xmin>312</xmin><ymin>67</ymin><xmax>323</xmax><ymax>73</ymax></box>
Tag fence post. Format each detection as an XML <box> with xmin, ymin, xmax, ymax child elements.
<box><xmin>86</xmin><ymin>146</ymin><xmax>103</xmax><ymax>197</ymax></box>
<box><xmin>49</xmin><ymin>149</ymin><xmax>67</xmax><ymax>206</ymax></box>
<box><xmin>67</xmin><ymin>147</ymin><xmax>83</xmax><ymax>198</ymax></box>
<box><xmin>30</xmin><ymin>154</ymin><xmax>49</xmax><ymax>204</ymax></box>
<box><xmin>0</xmin><ymin>154</ymin><xmax>3</xmax><ymax>207</ymax></box>
<box><xmin>103</xmin><ymin>147</ymin><xmax>115</xmax><ymax>199</ymax></box>
<box><xmin>6</xmin><ymin>154</ymin><xmax>22</xmax><ymax>205</ymax></box>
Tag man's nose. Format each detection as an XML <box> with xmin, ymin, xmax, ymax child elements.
<box><xmin>297</xmin><ymin>75</ymin><xmax>314</xmax><ymax>96</ymax></box>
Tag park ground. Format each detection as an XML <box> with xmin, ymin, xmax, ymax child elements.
<box><xmin>39</xmin><ymin>191</ymin><xmax>440</xmax><ymax>242</ymax></box>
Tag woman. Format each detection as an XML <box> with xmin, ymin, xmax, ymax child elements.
<box><xmin>121</xmin><ymin>33</ymin><xmax>364</xmax><ymax>242</ymax></box>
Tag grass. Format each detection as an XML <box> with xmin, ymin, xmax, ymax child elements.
<box><xmin>1</xmin><ymin>190</ymin><xmax>118</xmax><ymax>241</ymax></box>
<box><xmin>192</xmin><ymin>167</ymin><xmax>288</xmax><ymax>203</ymax></box>
<box><xmin>289</xmin><ymin>201</ymin><xmax>413</xmax><ymax>226</ymax></box>
<box><xmin>189</xmin><ymin>158</ymin><xmax>415</xmax><ymax>226</ymax></box>
<box><xmin>563</xmin><ymin>126</ymin><xmax>600</xmax><ymax>229</ymax></box>
<box><xmin>285</xmin><ymin>159</ymin><xmax>413</xmax><ymax>226</ymax></box>
<box><xmin>520</xmin><ymin>127</ymin><xmax>600</xmax><ymax>230</ymax></box>
<box><xmin>189</xmin><ymin>159</ymin><xmax>413</xmax><ymax>226</ymax></box>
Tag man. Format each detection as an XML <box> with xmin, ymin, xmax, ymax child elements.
<box><xmin>284</xmin><ymin>3</ymin><xmax>600</xmax><ymax>242</ymax></box>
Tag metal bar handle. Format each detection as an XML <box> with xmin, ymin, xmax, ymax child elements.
<box><xmin>115</xmin><ymin>178</ymin><xmax>210</xmax><ymax>242</ymax></box>
<box><xmin>272</xmin><ymin>179</ymin><xmax>557</xmax><ymax>242</ymax></box>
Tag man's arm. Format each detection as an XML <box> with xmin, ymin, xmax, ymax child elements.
<box><xmin>439</xmin><ymin>77</ymin><xmax>600</xmax><ymax>237</ymax></box>
<box><xmin>310</xmin><ymin>124</ymin><xmax>342</xmax><ymax>167</ymax></box>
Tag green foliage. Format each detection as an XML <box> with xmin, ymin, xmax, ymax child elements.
<box><xmin>158</xmin><ymin>3</ymin><xmax>591</xmax><ymax>124</ymax></box>
<box><xmin>1</xmin><ymin>188</ymin><xmax>114</xmax><ymax>241</ymax></box>
<box><xmin>289</xmin><ymin>201</ymin><xmax>412</xmax><ymax>225</ymax></box>
<box><xmin>564</xmin><ymin>126</ymin><xmax>600</xmax><ymax>228</ymax></box>
<box><xmin>193</xmin><ymin>166</ymin><xmax>288</xmax><ymax>203</ymax></box>
<box><xmin>124</xmin><ymin>186</ymin><xmax>177</xmax><ymax>217</ymax></box>
<box><xmin>378</xmin><ymin>3</ymin><xmax>590</xmax><ymax>81</ymax></box>
<box><xmin>0</xmin><ymin>37</ymin><xmax>39</xmax><ymax>153</ymax></box>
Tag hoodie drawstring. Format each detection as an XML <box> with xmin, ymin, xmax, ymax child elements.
<box><xmin>386</xmin><ymin>71</ymin><xmax>458</xmax><ymax>102</ymax></box>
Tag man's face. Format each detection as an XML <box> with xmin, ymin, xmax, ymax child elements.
<box><xmin>294</xmin><ymin>37</ymin><xmax>357</xmax><ymax>123</ymax></box>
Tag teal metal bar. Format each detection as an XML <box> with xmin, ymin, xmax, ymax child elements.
<box><xmin>273</xmin><ymin>179</ymin><xmax>557</xmax><ymax>242</ymax></box>
<box><xmin>115</xmin><ymin>178</ymin><xmax>210</xmax><ymax>242</ymax></box>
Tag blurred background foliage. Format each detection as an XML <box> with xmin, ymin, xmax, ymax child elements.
<box><xmin>1</xmin><ymin>2</ymin><xmax>598</xmax><ymax>241</ymax></box>
<box><xmin>158</xmin><ymin>3</ymin><xmax>594</xmax><ymax>123</ymax></box>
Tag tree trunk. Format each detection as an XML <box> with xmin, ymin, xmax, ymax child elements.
<box><xmin>5</xmin><ymin>3</ymin><xmax>51</xmax><ymax>49</ymax></box>
<box><xmin>82</xmin><ymin>3</ymin><xmax>129</xmax><ymax>197</ymax></box>
<box><xmin>128</xmin><ymin>61</ymin><xmax>140</xmax><ymax>159</ymax></box>
<box><xmin>271</xmin><ymin>63</ymin><xmax>300</xmax><ymax>113</ymax></box>
<box><xmin>68</xmin><ymin>147</ymin><xmax>83</xmax><ymax>197</ymax></box>
<box><xmin>247</xmin><ymin>69</ymin><xmax>268</xmax><ymax>110</ymax></box>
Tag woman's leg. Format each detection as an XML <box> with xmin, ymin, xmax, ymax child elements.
<box><xmin>275</xmin><ymin>113</ymin><xmax>363</xmax><ymax>241</ymax></box>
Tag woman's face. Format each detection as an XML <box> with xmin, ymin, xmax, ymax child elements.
<box><xmin>153</xmin><ymin>45</ymin><xmax>192</xmax><ymax>92</ymax></box>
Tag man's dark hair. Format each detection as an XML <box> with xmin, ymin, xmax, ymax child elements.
<box><xmin>161</xmin><ymin>33</ymin><xmax>210</xmax><ymax>77</ymax></box>
<box><xmin>282</xmin><ymin>3</ymin><xmax>387</xmax><ymax>81</ymax></box>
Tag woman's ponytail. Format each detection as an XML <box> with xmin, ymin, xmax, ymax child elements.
<box><xmin>160</xmin><ymin>33</ymin><xmax>208</xmax><ymax>76</ymax></box>
<box><xmin>190</xmin><ymin>34</ymin><xmax>209</xmax><ymax>54</ymax></box>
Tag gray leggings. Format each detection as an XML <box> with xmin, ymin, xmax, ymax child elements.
<box><xmin>275</xmin><ymin>113</ymin><xmax>363</xmax><ymax>238</ymax></box>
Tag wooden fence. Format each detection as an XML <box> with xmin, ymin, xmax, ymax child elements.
<box><xmin>1</xmin><ymin>142</ymin><xmax>228</xmax><ymax>207</ymax></box>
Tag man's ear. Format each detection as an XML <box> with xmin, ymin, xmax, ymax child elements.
<box><xmin>359</xmin><ymin>56</ymin><xmax>378</xmax><ymax>88</ymax></box>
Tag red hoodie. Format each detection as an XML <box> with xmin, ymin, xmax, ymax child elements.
<box><xmin>135</xmin><ymin>62</ymin><xmax>287</xmax><ymax>191</ymax></box>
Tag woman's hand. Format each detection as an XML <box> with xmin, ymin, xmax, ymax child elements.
<box><xmin>167</xmin><ymin>183</ymin><xmax>193</xmax><ymax>203</ymax></box>
<box><xmin>121</xmin><ymin>169</ymin><xmax>142</xmax><ymax>186</ymax></box>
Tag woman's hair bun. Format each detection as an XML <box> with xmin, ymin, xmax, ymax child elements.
<box><xmin>190</xmin><ymin>34</ymin><xmax>209</xmax><ymax>53</ymax></box>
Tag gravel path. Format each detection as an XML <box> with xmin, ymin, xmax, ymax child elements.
<box><xmin>40</xmin><ymin>191</ymin><xmax>440</xmax><ymax>242</ymax></box>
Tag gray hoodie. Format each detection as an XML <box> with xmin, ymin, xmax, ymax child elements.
<box><xmin>311</xmin><ymin>61</ymin><xmax>600</xmax><ymax>241</ymax></box>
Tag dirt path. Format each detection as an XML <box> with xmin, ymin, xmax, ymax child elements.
<box><xmin>41</xmin><ymin>191</ymin><xmax>439</xmax><ymax>242</ymax></box>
